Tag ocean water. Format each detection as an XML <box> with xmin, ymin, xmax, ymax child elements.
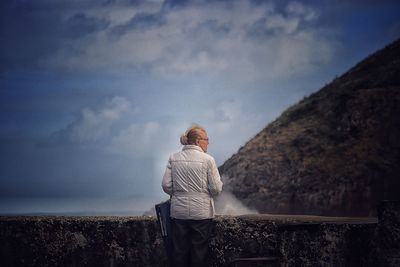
<box><xmin>0</xmin><ymin>196</ymin><xmax>162</xmax><ymax>216</ymax></box>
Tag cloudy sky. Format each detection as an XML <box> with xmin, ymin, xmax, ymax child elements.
<box><xmin>1</xmin><ymin>0</ymin><xmax>399</xmax><ymax>215</ymax></box>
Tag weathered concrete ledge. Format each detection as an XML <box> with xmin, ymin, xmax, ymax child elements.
<box><xmin>0</xmin><ymin>201</ymin><xmax>398</xmax><ymax>267</ymax></box>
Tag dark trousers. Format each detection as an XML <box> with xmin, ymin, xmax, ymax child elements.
<box><xmin>171</xmin><ymin>218</ymin><xmax>212</xmax><ymax>267</ymax></box>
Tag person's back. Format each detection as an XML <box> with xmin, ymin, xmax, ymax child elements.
<box><xmin>166</xmin><ymin>145</ymin><xmax>222</xmax><ymax>220</ymax></box>
<box><xmin>162</xmin><ymin>125</ymin><xmax>223</xmax><ymax>267</ymax></box>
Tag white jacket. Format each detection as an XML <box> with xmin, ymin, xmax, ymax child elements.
<box><xmin>162</xmin><ymin>145</ymin><xmax>223</xmax><ymax>220</ymax></box>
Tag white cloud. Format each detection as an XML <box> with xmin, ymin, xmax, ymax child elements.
<box><xmin>286</xmin><ymin>1</ymin><xmax>318</xmax><ymax>21</ymax></box>
<box><xmin>108</xmin><ymin>121</ymin><xmax>161</xmax><ymax>156</ymax></box>
<box><xmin>55</xmin><ymin>96</ymin><xmax>131</xmax><ymax>143</ymax></box>
<box><xmin>265</xmin><ymin>14</ymin><xmax>300</xmax><ymax>34</ymax></box>
<box><xmin>46</xmin><ymin>0</ymin><xmax>336</xmax><ymax>82</ymax></box>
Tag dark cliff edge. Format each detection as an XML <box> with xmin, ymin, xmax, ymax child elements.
<box><xmin>219</xmin><ymin>39</ymin><xmax>400</xmax><ymax>216</ymax></box>
<box><xmin>0</xmin><ymin>201</ymin><xmax>399</xmax><ymax>267</ymax></box>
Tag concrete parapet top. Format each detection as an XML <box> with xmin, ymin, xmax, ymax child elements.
<box><xmin>0</xmin><ymin>214</ymin><xmax>378</xmax><ymax>225</ymax></box>
<box><xmin>0</xmin><ymin>215</ymin><xmax>156</xmax><ymax>222</ymax></box>
<box><xmin>232</xmin><ymin>214</ymin><xmax>378</xmax><ymax>224</ymax></box>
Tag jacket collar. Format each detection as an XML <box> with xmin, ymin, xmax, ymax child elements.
<box><xmin>182</xmin><ymin>145</ymin><xmax>204</xmax><ymax>152</ymax></box>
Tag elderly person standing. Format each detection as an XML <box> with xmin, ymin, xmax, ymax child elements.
<box><xmin>162</xmin><ymin>125</ymin><xmax>223</xmax><ymax>267</ymax></box>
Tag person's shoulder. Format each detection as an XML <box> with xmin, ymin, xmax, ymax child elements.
<box><xmin>170</xmin><ymin>149</ymin><xmax>185</xmax><ymax>160</ymax></box>
<box><xmin>199</xmin><ymin>152</ymin><xmax>215</xmax><ymax>163</ymax></box>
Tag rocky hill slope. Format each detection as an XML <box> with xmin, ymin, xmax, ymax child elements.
<box><xmin>218</xmin><ymin>39</ymin><xmax>400</xmax><ymax>216</ymax></box>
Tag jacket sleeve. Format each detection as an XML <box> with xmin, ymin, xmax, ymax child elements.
<box><xmin>207</xmin><ymin>157</ymin><xmax>223</xmax><ymax>197</ymax></box>
<box><xmin>162</xmin><ymin>157</ymin><xmax>173</xmax><ymax>196</ymax></box>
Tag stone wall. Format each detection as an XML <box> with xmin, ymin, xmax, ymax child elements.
<box><xmin>1</xmin><ymin>201</ymin><xmax>398</xmax><ymax>267</ymax></box>
<box><xmin>0</xmin><ymin>217</ymin><xmax>165</xmax><ymax>267</ymax></box>
<box><xmin>369</xmin><ymin>201</ymin><xmax>400</xmax><ymax>267</ymax></box>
